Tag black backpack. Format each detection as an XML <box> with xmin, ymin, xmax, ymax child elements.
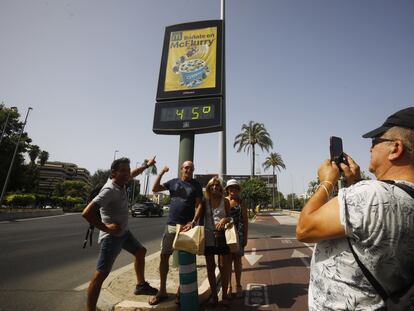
<box><xmin>347</xmin><ymin>180</ymin><xmax>414</xmax><ymax>310</ymax></box>
<box><xmin>82</xmin><ymin>184</ymin><xmax>104</xmax><ymax>249</ymax></box>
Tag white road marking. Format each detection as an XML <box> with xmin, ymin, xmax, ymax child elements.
<box><xmin>244</xmin><ymin>248</ymin><xmax>263</xmax><ymax>266</ymax></box>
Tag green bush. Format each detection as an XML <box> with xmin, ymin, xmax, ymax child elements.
<box><xmin>71</xmin><ymin>203</ymin><xmax>86</xmax><ymax>212</ymax></box>
<box><xmin>5</xmin><ymin>194</ymin><xmax>36</xmax><ymax>207</ymax></box>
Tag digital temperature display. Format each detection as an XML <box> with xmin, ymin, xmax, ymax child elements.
<box><xmin>160</xmin><ymin>105</ymin><xmax>215</xmax><ymax>122</ymax></box>
<box><xmin>153</xmin><ymin>97</ymin><xmax>222</xmax><ymax>135</ymax></box>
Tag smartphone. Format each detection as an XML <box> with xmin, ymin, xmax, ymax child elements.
<box><xmin>330</xmin><ymin>136</ymin><xmax>347</xmax><ymax>168</ymax></box>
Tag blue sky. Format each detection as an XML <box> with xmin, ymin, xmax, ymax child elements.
<box><xmin>1</xmin><ymin>0</ymin><xmax>413</xmax><ymax>196</ymax></box>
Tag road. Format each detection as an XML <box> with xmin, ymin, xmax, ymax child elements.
<box><xmin>0</xmin><ymin>212</ymin><xmax>309</xmax><ymax>311</ymax></box>
<box><xmin>0</xmin><ymin>213</ymin><xmax>166</xmax><ymax>311</ymax></box>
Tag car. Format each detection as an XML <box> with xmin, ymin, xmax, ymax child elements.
<box><xmin>162</xmin><ymin>205</ymin><xmax>170</xmax><ymax>212</ymax></box>
<box><xmin>131</xmin><ymin>202</ymin><xmax>163</xmax><ymax>217</ymax></box>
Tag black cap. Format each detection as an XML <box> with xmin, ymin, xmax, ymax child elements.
<box><xmin>362</xmin><ymin>107</ymin><xmax>414</xmax><ymax>138</ymax></box>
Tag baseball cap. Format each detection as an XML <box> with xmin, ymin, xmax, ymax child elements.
<box><xmin>362</xmin><ymin>107</ymin><xmax>414</xmax><ymax>138</ymax></box>
<box><xmin>225</xmin><ymin>179</ymin><xmax>241</xmax><ymax>190</ymax></box>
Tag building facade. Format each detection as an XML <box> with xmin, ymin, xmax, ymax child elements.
<box><xmin>37</xmin><ymin>161</ymin><xmax>92</xmax><ymax>194</ymax></box>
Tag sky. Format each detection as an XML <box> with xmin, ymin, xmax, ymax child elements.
<box><xmin>1</xmin><ymin>0</ymin><xmax>414</xmax><ymax>196</ymax></box>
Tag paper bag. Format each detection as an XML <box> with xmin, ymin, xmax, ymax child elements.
<box><xmin>173</xmin><ymin>224</ymin><xmax>205</xmax><ymax>255</ymax></box>
<box><xmin>225</xmin><ymin>223</ymin><xmax>240</xmax><ymax>253</ymax></box>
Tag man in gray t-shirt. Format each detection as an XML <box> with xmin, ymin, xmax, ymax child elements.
<box><xmin>82</xmin><ymin>156</ymin><xmax>157</xmax><ymax>311</ymax></box>
<box><xmin>297</xmin><ymin>107</ymin><xmax>414</xmax><ymax>310</ymax></box>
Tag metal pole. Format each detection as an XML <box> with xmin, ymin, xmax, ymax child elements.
<box><xmin>132</xmin><ymin>162</ymin><xmax>139</xmax><ymax>203</ymax></box>
<box><xmin>277</xmin><ymin>174</ymin><xmax>281</xmax><ymax>209</ymax></box>
<box><xmin>177</xmin><ymin>131</ymin><xmax>198</xmax><ymax>311</ymax></box>
<box><xmin>0</xmin><ymin>106</ymin><xmax>17</xmax><ymax>146</ymax></box>
<box><xmin>113</xmin><ymin>150</ymin><xmax>119</xmax><ymax>161</ymax></box>
<box><xmin>0</xmin><ymin>107</ymin><xmax>33</xmax><ymax>205</ymax></box>
<box><xmin>218</xmin><ymin>0</ymin><xmax>226</xmax><ymax>179</ymax></box>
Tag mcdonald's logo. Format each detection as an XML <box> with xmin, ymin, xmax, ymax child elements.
<box><xmin>171</xmin><ymin>31</ymin><xmax>183</xmax><ymax>41</ymax></box>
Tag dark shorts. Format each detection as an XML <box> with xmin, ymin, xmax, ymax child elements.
<box><xmin>96</xmin><ymin>230</ymin><xmax>144</xmax><ymax>273</ymax></box>
<box><xmin>205</xmin><ymin>231</ymin><xmax>229</xmax><ymax>255</ymax></box>
<box><xmin>205</xmin><ymin>245</ymin><xmax>229</xmax><ymax>255</ymax></box>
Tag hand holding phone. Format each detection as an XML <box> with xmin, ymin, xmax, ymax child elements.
<box><xmin>329</xmin><ymin>136</ymin><xmax>348</xmax><ymax>170</ymax></box>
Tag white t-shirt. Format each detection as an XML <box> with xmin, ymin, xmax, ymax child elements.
<box><xmin>92</xmin><ymin>179</ymin><xmax>129</xmax><ymax>243</ymax></box>
<box><xmin>309</xmin><ymin>180</ymin><xmax>414</xmax><ymax>310</ymax></box>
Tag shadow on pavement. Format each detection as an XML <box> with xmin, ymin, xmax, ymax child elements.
<box><xmin>267</xmin><ymin>282</ymin><xmax>308</xmax><ymax>308</ymax></box>
<box><xmin>242</xmin><ymin>257</ymin><xmax>311</xmax><ymax>272</ymax></box>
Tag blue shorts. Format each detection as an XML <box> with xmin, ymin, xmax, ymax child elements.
<box><xmin>96</xmin><ymin>230</ymin><xmax>144</xmax><ymax>273</ymax></box>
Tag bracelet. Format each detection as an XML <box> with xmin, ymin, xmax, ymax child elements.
<box><xmin>320</xmin><ymin>180</ymin><xmax>334</xmax><ymax>188</ymax></box>
<box><xmin>318</xmin><ymin>183</ymin><xmax>330</xmax><ymax>200</ymax></box>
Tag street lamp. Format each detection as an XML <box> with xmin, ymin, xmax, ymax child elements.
<box><xmin>131</xmin><ymin>162</ymin><xmax>139</xmax><ymax>203</ymax></box>
<box><xmin>113</xmin><ymin>150</ymin><xmax>119</xmax><ymax>161</ymax></box>
<box><xmin>0</xmin><ymin>106</ymin><xmax>17</xmax><ymax>146</ymax></box>
<box><xmin>0</xmin><ymin>107</ymin><xmax>33</xmax><ymax>206</ymax></box>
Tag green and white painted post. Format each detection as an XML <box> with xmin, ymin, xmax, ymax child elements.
<box><xmin>178</xmin><ymin>132</ymin><xmax>198</xmax><ymax>311</ymax></box>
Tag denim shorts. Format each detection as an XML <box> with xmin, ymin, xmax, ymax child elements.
<box><xmin>96</xmin><ymin>230</ymin><xmax>144</xmax><ymax>273</ymax></box>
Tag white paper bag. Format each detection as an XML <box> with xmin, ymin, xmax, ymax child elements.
<box><xmin>173</xmin><ymin>224</ymin><xmax>205</xmax><ymax>255</ymax></box>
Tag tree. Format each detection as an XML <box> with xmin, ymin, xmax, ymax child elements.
<box><xmin>28</xmin><ymin>145</ymin><xmax>40</xmax><ymax>165</ymax></box>
<box><xmin>53</xmin><ymin>180</ymin><xmax>89</xmax><ymax>200</ymax></box>
<box><xmin>91</xmin><ymin>169</ymin><xmax>111</xmax><ymax>188</ymax></box>
<box><xmin>234</xmin><ymin>121</ymin><xmax>273</xmax><ymax>177</ymax></box>
<box><xmin>262</xmin><ymin>152</ymin><xmax>286</xmax><ymax>209</ymax></box>
<box><xmin>240</xmin><ymin>178</ymin><xmax>270</xmax><ymax>214</ymax></box>
<box><xmin>286</xmin><ymin>193</ymin><xmax>300</xmax><ymax>210</ymax></box>
<box><xmin>306</xmin><ymin>179</ymin><xmax>320</xmax><ymax>197</ymax></box>
<box><xmin>38</xmin><ymin>150</ymin><xmax>49</xmax><ymax>166</ymax></box>
<box><xmin>0</xmin><ymin>105</ymin><xmax>32</xmax><ymax>192</ymax></box>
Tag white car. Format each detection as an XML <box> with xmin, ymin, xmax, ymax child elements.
<box><xmin>163</xmin><ymin>205</ymin><xmax>170</xmax><ymax>212</ymax></box>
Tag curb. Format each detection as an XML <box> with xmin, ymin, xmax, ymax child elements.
<box><xmin>97</xmin><ymin>253</ymin><xmax>219</xmax><ymax>311</ymax></box>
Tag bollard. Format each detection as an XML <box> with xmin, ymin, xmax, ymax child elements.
<box><xmin>178</xmin><ymin>250</ymin><xmax>198</xmax><ymax>311</ymax></box>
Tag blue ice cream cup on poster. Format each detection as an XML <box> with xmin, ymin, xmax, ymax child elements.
<box><xmin>179</xmin><ymin>59</ymin><xmax>206</xmax><ymax>87</ymax></box>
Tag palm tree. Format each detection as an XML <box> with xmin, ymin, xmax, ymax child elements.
<box><xmin>28</xmin><ymin>145</ymin><xmax>40</xmax><ymax>165</ymax></box>
<box><xmin>262</xmin><ymin>152</ymin><xmax>286</xmax><ymax>209</ymax></box>
<box><xmin>234</xmin><ymin>121</ymin><xmax>273</xmax><ymax>177</ymax></box>
<box><xmin>38</xmin><ymin>150</ymin><xmax>49</xmax><ymax>166</ymax></box>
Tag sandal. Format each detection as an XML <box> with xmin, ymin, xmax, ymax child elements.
<box><xmin>236</xmin><ymin>285</ymin><xmax>244</xmax><ymax>298</ymax></box>
<box><xmin>148</xmin><ymin>295</ymin><xmax>169</xmax><ymax>306</ymax></box>
<box><xmin>227</xmin><ymin>286</ymin><xmax>233</xmax><ymax>297</ymax></box>
<box><xmin>208</xmin><ymin>295</ymin><xmax>219</xmax><ymax>305</ymax></box>
<box><xmin>219</xmin><ymin>298</ymin><xmax>231</xmax><ymax>308</ymax></box>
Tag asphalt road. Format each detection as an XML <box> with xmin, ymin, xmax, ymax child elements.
<box><xmin>0</xmin><ymin>213</ymin><xmax>167</xmax><ymax>311</ymax></box>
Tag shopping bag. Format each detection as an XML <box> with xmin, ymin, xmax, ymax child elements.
<box><xmin>173</xmin><ymin>224</ymin><xmax>205</xmax><ymax>255</ymax></box>
<box><xmin>225</xmin><ymin>223</ymin><xmax>240</xmax><ymax>253</ymax></box>
<box><xmin>172</xmin><ymin>250</ymin><xmax>179</xmax><ymax>268</ymax></box>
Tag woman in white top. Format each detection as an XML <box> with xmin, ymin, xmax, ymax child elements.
<box><xmin>203</xmin><ymin>177</ymin><xmax>232</xmax><ymax>306</ymax></box>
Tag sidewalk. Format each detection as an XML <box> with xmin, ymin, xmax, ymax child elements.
<box><xmin>97</xmin><ymin>211</ymin><xmax>311</xmax><ymax>311</ymax></box>
<box><xmin>227</xmin><ymin>211</ymin><xmax>312</xmax><ymax>311</ymax></box>
<box><xmin>97</xmin><ymin>250</ymin><xmax>215</xmax><ymax>311</ymax></box>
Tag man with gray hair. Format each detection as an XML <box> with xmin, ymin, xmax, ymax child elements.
<box><xmin>148</xmin><ymin>160</ymin><xmax>203</xmax><ymax>305</ymax></box>
<box><xmin>296</xmin><ymin>107</ymin><xmax>414</xmax><ymax>310</ymax></box>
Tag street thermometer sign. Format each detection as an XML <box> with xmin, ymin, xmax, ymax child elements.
<box><xmin>153</xmin><ymin>20</ymin><xmax>224</xmax><ymax>135</ymax></box>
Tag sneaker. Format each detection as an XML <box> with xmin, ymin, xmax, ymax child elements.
<box><xmin>134</xmin><ymin>282</ymin><xmax>158</xmax><ymax>295</ymax></box>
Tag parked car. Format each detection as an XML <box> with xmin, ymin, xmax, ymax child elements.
<box><xmin>131</xmin><ymin>202</ymin><xmax>163</xmax><ymax>217</ymax></box>
<box><xmin>162</xmin><ymin>205</ymin><xmax>170</xmax><ymax>212</ymax></box>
